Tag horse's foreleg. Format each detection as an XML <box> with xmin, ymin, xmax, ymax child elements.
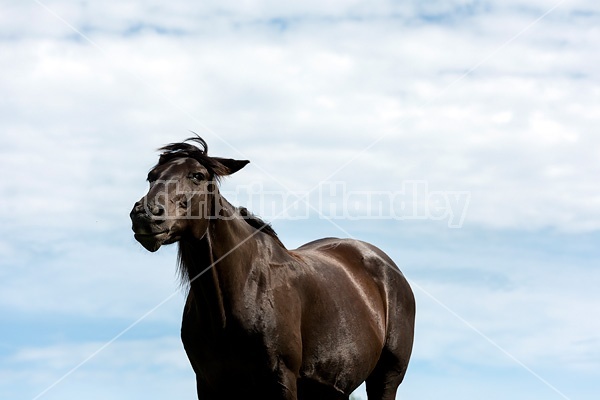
<box><xmin>195</xmin><ymin>376</ymin><xmax>217</xmax><ymax>400</ymax></box>
<box><xmin>276</xmin><ymin>365</ymin><xmax>299</xmax><ymax>400</ymax></box>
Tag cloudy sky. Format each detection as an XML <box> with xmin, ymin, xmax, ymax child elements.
<box><xmin>1</xmin><ymin>0</ymin><xmax>599</xmax><ymax>399</ymax></box>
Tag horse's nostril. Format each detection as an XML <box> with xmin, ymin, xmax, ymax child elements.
<box><xmin>130</xmin><ymin>201</ymin><xmax>146</xmax><ymax>218</ymax></box>
<box><xmin>130</xmin><ymin>200</ymin><xmax>165</xmax><ymax>220</ymax></box>
<box><xmin>151</xmin><ymin>203</ymin><xmax>165</xmax><ymax>217</ymax></box>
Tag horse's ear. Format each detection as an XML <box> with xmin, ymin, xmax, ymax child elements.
<box><xmin>212</xmin><ymin>157</ymin><xmax>250</xmax><ymax>176</ymax></box>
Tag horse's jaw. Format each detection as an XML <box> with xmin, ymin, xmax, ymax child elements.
<box><xmin>134</xmin><ymin>231</ymin><xmax>170</xmax><ymax>252</ymax></box>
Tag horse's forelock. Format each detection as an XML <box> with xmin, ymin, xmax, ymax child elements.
<box><xmin>155</xmin><ymin>136</ymin><xmax>226</xmax><ymax>181</ymax></box>
<box><xmin>158</xmin><ymin>135</ymin><xmax>207</xmax><ymax>162</ymax></box>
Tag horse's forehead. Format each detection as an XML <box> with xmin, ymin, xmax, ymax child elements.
<box><xmin>156</xmin><ymin>158</ymin><xmax>206</xmax><ymax>175</ymax></box>
<box><xmin>171</xmin><ymin>158</ymin><xmax>195</xmax><ymax>166</ymax></box>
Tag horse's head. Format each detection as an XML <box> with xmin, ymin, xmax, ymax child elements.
<box><xmin>130</xmin><ymin>136</ymin><xmax>249</xmax><ymax>252</ymax></box>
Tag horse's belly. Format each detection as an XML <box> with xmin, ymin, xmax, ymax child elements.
<box><xmin>298</xmin><ymin>311</ymin><xmax>385</xmax><ymax>394</ymax></box>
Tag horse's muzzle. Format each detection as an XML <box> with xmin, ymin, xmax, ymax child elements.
<box><xmin>130</xmin><ymin>200</ymin><xmax>169</xmax><ymax>252</ymax></box>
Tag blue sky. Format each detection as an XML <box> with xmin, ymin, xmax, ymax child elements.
<box><xmin>1</xmin><ymin>1</ymin><xmax>599</xmax><ymax>399</ymax></box>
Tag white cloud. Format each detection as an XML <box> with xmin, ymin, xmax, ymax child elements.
<box><xmin>0</xmin><ymin>236</ymin><xmax>185</xmax><ymax>320</ymax></box>
<box><xmin>1</xmin><ymin>337</ymin><xmax>195</xmax><ymax>400</ymax></box>
<box><xmin>3</xmin><ymin>0</ymin><xmax>599</xmax><ymax>233</ymax></box>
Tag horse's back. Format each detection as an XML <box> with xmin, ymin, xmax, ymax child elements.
<box><xmin>294</xmin><ymin>237</ymin><xmax>412</xmax><ymax>301</ymax></box>
<box><xmin>295</xmin><ymin>237</ymin><xmax>410</xmax><ymax>289</ymax></box>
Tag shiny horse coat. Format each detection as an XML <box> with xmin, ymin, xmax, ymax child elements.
<box><xmin>130</xmin><ymin>137</ymin><xmax>415</xmax><ymax>399</ymax></box>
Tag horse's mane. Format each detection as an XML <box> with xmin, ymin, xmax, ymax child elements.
<box><xmin>237</xmin><ymin>207</ymin><xmax>285</xmax><ymax>248</ymax></box>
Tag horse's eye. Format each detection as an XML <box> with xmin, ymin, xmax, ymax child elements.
<box><xmin>191</xmin><ymin>172</ymin><xmax>205</xmax><ymax>181</ymax></box>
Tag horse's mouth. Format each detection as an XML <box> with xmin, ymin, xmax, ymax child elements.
<box><xmin>133</xmin><ymin>230</ymin><xmax>170</xmax><ymax>252</ymax></box>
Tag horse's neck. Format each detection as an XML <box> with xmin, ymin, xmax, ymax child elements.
<box><xmin>179</xmin><ymin>200</ymin><xmax>258</xmax><ymax>325</ymax></box>
<box><xmin>178</xmin><ymin>236</ymin><xmax>226</xmax><ymax>328</ymax></box>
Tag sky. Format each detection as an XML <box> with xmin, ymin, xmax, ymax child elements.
<box><xmin>1</xmin><ymin>0</ymin><xmax>599</xmax><ymax>399</ymax></box>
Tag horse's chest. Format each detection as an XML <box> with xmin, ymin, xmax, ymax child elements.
<box><xmin>182</xmin><ymin>313</ymin><xmax>285</xmax><ymax>394</ymax></box>
<box><xmin>181</xmin><ymin>300</ymin><xmax>278</xmax><ymax>364</ymax></box>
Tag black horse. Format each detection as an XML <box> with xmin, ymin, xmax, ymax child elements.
<box><xmin>130</xmin><ymin>136</ymin><xmax>415</xmax><ymax>400</ymax></box>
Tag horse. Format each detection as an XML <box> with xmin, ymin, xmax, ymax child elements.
<box><xmin>130</xmin><ymin>136</ymin><xmax>415</xmax><ymax>400</ymax></box>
